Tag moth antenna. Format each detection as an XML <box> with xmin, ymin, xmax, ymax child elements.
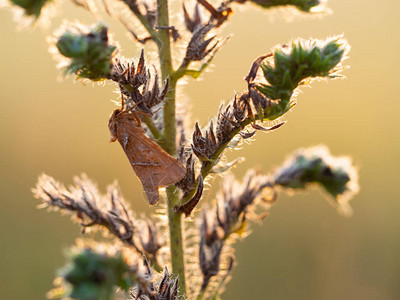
<box><xmin>135</xmin><ymin>110</ymin><xmax>153</xmax><ymax>118</ymax></box>
<box><xmin>152</xmin><ymin>106</ymin><xmax>162</xmax><ymax>114</ymax></box>
<box><xmin>122</xmin><ymin>100</ymin><xmax>147</xmax><ymax>126</ymax></box>
<box><xmin>125</xmin><ymin>100</ymin><xmax>144</xmax><ymax>112</ymax></box>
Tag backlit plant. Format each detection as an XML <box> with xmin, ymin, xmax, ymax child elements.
<box><xmin>4</xmin><ymin>0</ymin><xmax>359</xmax><ymax>299</ymax></box>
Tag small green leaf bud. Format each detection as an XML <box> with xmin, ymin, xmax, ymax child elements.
<box><xmin>55</xmin><ymin>23</ymin><xmax>117</xmax><ymax>81</ymax></box>
<box><xmin>56</xmin><ymin>34</ymin><xmax>89</xmax><ymax>58</ymax></box>
<box><xmin>59</xmin><ymin>247</ymin><xmax>133</xmax><ymax>300</ymax></box>
<box><xmin>10</xmin><ymin>0</ymin><xmax>50</xmax><ymax>18</ymax></box>
<box><xmin>234</xmin><ymin>0</ymin><xmax>323</xmax><ymax>13</ymax></box>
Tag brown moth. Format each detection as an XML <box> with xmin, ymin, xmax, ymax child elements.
<box><xmin>108</xmin><ymin>105</ymin><xmax>186</xmax><ymax>205</ymax></box>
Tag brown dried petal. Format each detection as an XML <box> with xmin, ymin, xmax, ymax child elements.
<box><xmin>183</xmin><ymin>3</ymin><xmax>202</xmax><ymax>32</ymax></box>
<box><xmin>185</xmin><ymin>25</ymin><xmax>217</xmax><ymax>61</ymax></box>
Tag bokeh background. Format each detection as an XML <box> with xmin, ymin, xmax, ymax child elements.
<box><xmin>1</xmin><ymin>0</ymin><xmax>399</xmax><ymax>299</ymax></box>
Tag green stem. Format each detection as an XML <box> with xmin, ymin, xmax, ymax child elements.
<box><xmin>162</xmin><ymin>77</ymin><xmax>177</xmax><ymax>154</ymax></box>
<box><xmin>196</xmin><ymin>288</ymin><xmax>206</xmax><ymax>300</ymax></box>
<box><xmin>135</xmin><ymin>13</ymin><xmax>160</xmax><ymax>45</ymax></box>
<box><xmin>122</xmin><ymin>0</ymin><xmax>159</xmax><ymax>45</ymax></box>
<box><xmin>166</xmin><ymin>185</ymin><xmax>186</xmax><ymax>291</ymax></box>
<box><xmin>157</xmin><ymin>0</ymin><xmax>187</xmax><ymax>295</ymax></box>
<box><xmin>142</xmin><ymin>115</ymin><xmax>162</xmax><ymax>141</ymax></box>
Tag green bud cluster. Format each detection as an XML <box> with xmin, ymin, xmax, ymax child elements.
<box><xmin>274</xmin><ymin>145</ymin><xmax>358</xmax><ymax>201</ymax></box>
<box><xmin>10</xmin><ymin>0</ymin><xmax>50</xmax><ymax>18</ymax></box>
<box><xmin>243</xmin><ymin>0</ymin><xmax>321</xmax><ymax>12</ymax></box>
<box><xmin>56</xmin><ymin>24</ymin><xmax>116</xmax><ymax>80</ymax></box>
<box><xmin>257</xmin><ymin>36</ymin><xmax>348</xmax><ymax>101</ymax></box>
<box><xmin>60</xmin><ymin>248</ymin><xmax>133</xmax><ymax>300</ymax></box>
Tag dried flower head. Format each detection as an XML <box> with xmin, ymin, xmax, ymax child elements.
<box><xmin>197</xmin><ymin>170</ymin><xmax>273</xmax><ymax>296</ymax></box>
<box><xmin>184</xmin><ymin>25</ymin><xmax>218</xmax><ymax>62</ymax></box>
<box><xmin>182</xmin><ymin>3</ymin><xmax>203</xmax><ymax>33</ymax></box>
<box><xmin>130</xmin><ymin>265</ymin><xmax>183</xmax><ymax>300</ymax></box>
<box><xmin>111</xmin><ymin>51</ymin><xmax>169</xmax><ymax>114</ymax></box>
<box><xmin>33</xmin><ymin>174</ymin><xmax>164</xmax><ymax>260</ymax></box>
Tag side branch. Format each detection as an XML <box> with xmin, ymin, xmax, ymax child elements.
<box><xmin>179</xmin><ymin>36</ymin><xmax>350</xmax><ymax>208</ymax></box>
<box><xmin>181</xmin><ymin>91</ymin><xmax>288</xmax><ymax>205</ymax></box>
<box><xmin>33</xmin><ymin>174</ymin><xmax>163</xmax><ymax>271</ymax></box>
<box><xmin>121</xmin><ymin>0</ymin><xmax>160</xmax><ymax>45</ymax></box>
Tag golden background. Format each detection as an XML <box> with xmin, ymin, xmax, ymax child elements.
<box><xmin>1</xmin><ymin>0</ymin><xmax>399</xmax><ymax>299</ymax></box>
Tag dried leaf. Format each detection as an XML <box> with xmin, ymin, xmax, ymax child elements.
<box><xmin>251</xmin><ymin>121</ymin><xmax>285</xmax><ymax>131</ymax></box>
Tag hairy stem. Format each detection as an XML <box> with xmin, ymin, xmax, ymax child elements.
<box><xmin>122</xmin><ymin>0</ymin><xmax>159</xmax><ymax>45</ymax></box>
<box><xmin>196</xmin><ymin>282</ymin><xmax>208</xmax><ymax>300</ymax></box>
<box><xmin>157</xmin><ymin>0</ymin><xmax>187</xmax><ymax>295</ymax></box>
<box><xmin>166</xmin><ymin>185</ymin><xmax>186</xmax><ymax>292</ymax></box>
<box><xmin>135</xmin><ymin>13</ymin><xmax>159</xmax><ymax>45</ymax></box>
<box><xmin>162</xmin><ymin>77</ymin><xmax>177</xmax><ymax>153</ymax></box>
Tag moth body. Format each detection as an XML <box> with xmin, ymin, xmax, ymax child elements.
<box><xmin>108</xmin><ymin>109</ymin><xmax>186</xmax><ymax>205</ymax></box>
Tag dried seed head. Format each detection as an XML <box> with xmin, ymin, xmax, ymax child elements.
<box><xmin>139</xmin><ymin>220</ymin><xmax>162</xmax><ymax>259</ymax></box>
<box><xmin>33</xmin><ymin>174</ymin><xmax>167</xmax><ymax>260</ymax></box>
<box><xmin>176</xmin><ymin>154</ymin><xmax>196</xmax><ymax>194</ymax></box>
<box><xmin>183</xmin><ymin>3</ymin><xmax>203</xmax><ymax>32</ymax></box>
<box><xmin>213</xmin><ymin>170</ymin><xmax>272</xmax><ymax>239</ymax></box>
<box><xmin>197</xmin><ymin>170</ymin><xmax>273</xmax><ymax>293</ymax></box>
<box><xmin>111</xmin><ymin>50</ymin><xmax>169</xmax><ymax>113</ymax></box>
<box><xmin>191</xmin><ymin>122</ymin><xmax>218</xmax><ymax>162</ymax></box>
<box><xmin>199</xmin><ymin>212</ymin><xmax>224</xmax><ymax>284</ymax></box>
<box><xmin>130</xmin><ymin>264</ymin><xmax>184</xmax><ymax>300</ymax></box>
<box><xmin>184</xmin><ymin>25</ymin><xmax>218</xmax><ymax>62</ymax></box>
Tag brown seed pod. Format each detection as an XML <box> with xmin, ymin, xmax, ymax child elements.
<box><xmin>109</xmin><ymin>108</ymin><xmax>186</xmax><ymax>205</ymax></box>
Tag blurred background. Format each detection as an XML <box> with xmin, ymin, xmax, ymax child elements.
<box><xmin>1</xmin><ymin>0</ymin><xmax>399</xmax><ymax>299</ymax></box>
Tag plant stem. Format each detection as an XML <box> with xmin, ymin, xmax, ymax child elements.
<box><xmin>196</xmin><ymin>287</ymin><xmax>207</xmax><ymax>300</ymax></box>
<box><xmin>122</xmin><ymin>0</ymin><xmax>159</xmax><ymax>45</ymax></box>
<box><xmin>157</xmin><ymin>0</ymin><xmax>187</xmax><ymax>295</ymax></box>
<box><xmin>166</xmin><ymin>185</ymin><xmax>186</xmax><ymax>292</ymax></box>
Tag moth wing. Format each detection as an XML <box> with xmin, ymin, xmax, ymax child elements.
<box><xmin>116</xmin><ymin>119</ymin><xmax>186</xmax><ymax>205</ymax></box>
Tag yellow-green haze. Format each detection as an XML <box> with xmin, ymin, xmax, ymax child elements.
<box><xmin>0</xmin><ymin>0</ymin><xmax>399</xmax><ymax>299</ymax></box>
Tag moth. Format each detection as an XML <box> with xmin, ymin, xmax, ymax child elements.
<box><xmin>108</xmin><ymin>103</ymin><xmax>186</xmax><ymax>205</ymax></box>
